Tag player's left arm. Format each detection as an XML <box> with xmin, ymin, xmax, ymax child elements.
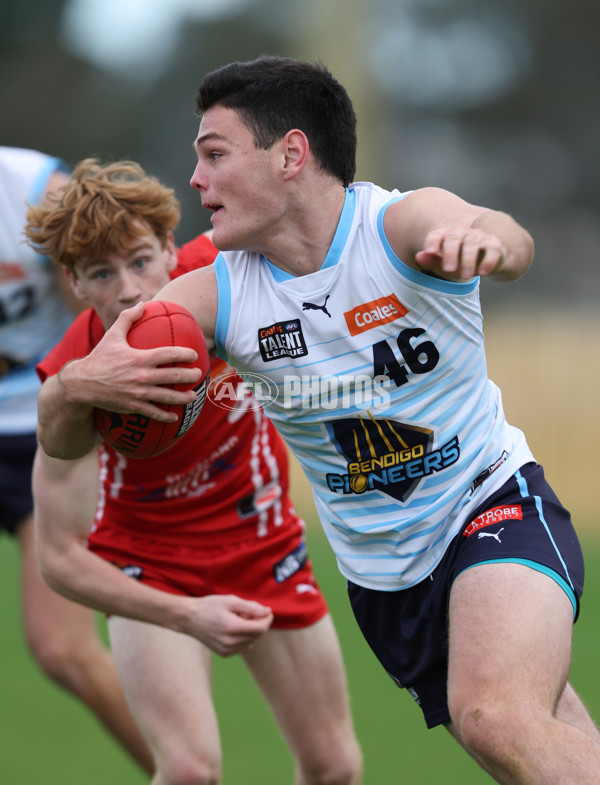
<box><xmin>32</xmin><ymin>446</ymin><xmax>273</xmax><ymax>657</ymax></box>
<box><xmin>384</xmin><ymin>186</ymin><xmax>534</xmax><ymax>282</ymax></box>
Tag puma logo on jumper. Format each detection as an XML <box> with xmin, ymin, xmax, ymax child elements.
<box><xmin>302</xmin><ymin>295</ymin><xmax>331</xmax><ymax>317</ymax></box>
<box><xmin>478</xmin><ymin>527</ymin><xmax>505</xmax><ymax>543</ymax></box>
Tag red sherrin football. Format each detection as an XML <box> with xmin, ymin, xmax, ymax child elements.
<box><xmin>93</xmin><ymin>300</ymin><xmax>210</xmax><ymax>459</ymax></box>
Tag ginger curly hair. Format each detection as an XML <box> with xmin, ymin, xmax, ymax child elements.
<box><xmin>25</xmin><ymin>158</ymin><xmax>181</xmax><ymax>269</ymax></box>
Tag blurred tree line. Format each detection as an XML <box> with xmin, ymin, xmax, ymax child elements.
<box><xmin>1</xmin><ymin>0</ymin><xmax>598</xmax><ymax>310</ymax></box>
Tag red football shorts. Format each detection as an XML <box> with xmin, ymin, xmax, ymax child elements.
<box><xmin>88</xmin><ymin>518</ymin><xmax>328</xmax><ymax>629</ymax></box>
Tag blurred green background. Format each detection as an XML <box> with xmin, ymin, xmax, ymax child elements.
<box><xmin>1</xmin><ymin>0</ymin><xmax>598</xmax><ymax>781</ymax></box>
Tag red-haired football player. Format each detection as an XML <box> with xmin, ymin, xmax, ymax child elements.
<box><xmin>27</xmin><ymin>159</ymin><xmax>362</xmax><ymax>785</ymax></box>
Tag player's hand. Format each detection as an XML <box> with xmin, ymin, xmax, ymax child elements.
<box><xmin>415</xmin><ymin>225</ymin><xmax>506</xmax><ymax>280</ymax></box>
<box><xmin>184</xmin><ymin>594</ymin><xmax>274</xmax><ymax>657</ymax></box>
<box><xmin>60</xmin><ymin>303</ymin><xmax>203</xmax><ymax>423</ymax></box>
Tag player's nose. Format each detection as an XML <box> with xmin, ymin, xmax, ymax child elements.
<box><xmin>118</xmin><ymin>272</ymin><xmax>143</xmax><ymax>302</ymax></box>
<box><xmin>190</xmin><ymin>162</ymin><xmax>206</xmax><ymax>192</ymax></box>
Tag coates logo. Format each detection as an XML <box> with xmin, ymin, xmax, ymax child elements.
<box><xmin>344</xmin><ymin>294</ymin><xmax>408</xmax><ymax>336</ymax></box>
<box><xmin>463</xmin><ymin>505</ymin><xmax>523</xmax><ymax>537</ymax></box>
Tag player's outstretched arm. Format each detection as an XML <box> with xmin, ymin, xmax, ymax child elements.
<box><xmin>33</xmin><ymin>448</ymin><xmax>273</xmax><ymax>656</ymax></box>
<box><xmin>385</xmin><ymin>187</ymin><xmax>534</xmax><ymax>282</ymax></box>
<box><xmin>37</xmin><ymin>303</ymin><xmax>202</xmax><ymax>460</ymax></box>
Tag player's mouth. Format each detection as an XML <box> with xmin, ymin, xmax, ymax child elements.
<box><xmin>203</xmin><ymin>202</ymin><xmax>223</xmax><ymax>218</ymax></box>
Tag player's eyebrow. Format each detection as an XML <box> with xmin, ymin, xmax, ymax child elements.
<box><xmin>127</xmin><ymin>241</ymin><xmax>154</xmax><ymax>253</ymax></box>
<box><xmin>193</xmin><ymin>131</ymin><xmax>228</xmax><ymax>151</ymax></box>
<box><xmin>82</xmin><ymin>241</ymin><xmax>154</xmax><ymax>271</ymax></box>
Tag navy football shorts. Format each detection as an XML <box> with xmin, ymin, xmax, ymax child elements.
<box><xmin>347</xmin><ymin>462</ymin><xmax>585</xmax><ymax>729</ymax></box>
<box><xmin>0</xmin><ymin>432</ymin><xmax>37</xmax><ymax>534</ymax></box>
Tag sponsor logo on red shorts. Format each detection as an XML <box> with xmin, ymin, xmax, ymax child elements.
<box><xmin>463</xmin><ymin>505</ymin><xmax>523</xmax><ymax>537</ymax></box>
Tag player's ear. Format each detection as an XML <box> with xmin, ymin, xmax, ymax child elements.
<box><xmin>165</xmin><ymin>232</ymin><xmax>178</xmax><ymax>271</ymax></box>
<box><xmin>281</xmin><ymin>129</ymin><xmax>309</xmax><ymax>180</ymax></box>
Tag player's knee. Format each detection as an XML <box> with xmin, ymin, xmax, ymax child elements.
<box><xmin>27</xmin><ymin>628</ymin><xmax>113</xmax><ymax>699</ymax></box>
<box><xmin>449</xmin><ymin>695</ymin><xmax>529</xmax><ymax>766</ymax></box>
<box><xmin>27</xmin><ymin>633</ymin><xmax>88</xmax><ymax>691</ymax></box>
<box><xmin>157</xmin><ymin>751</ymin><xmax>222</xmax><ymax>785</ymax></box>
<box><xmin>300</xmin><ymin>741</ymin><xmax>363</xmax><ymax>785</ymax></box>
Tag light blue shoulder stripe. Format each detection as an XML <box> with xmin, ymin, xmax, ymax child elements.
<box><xmin>266</xmin><ymin>256</ymin><xmax>293</xmax><ymax>283</ymax></box>
<box><xmin>213</xmin><ymin>253</ymin><xmax>231</xmax><ymax>362</ymax></box>
<box><xmin>265</xmin><ymin>187</ymin><xmax>356</xmax><ymax>282</ymax></box>
<box><xmin>377</xmin><ymin>196</ymin><xmax>479</xmax><ymax>295</ymax></box>
<box><xmin>321</xmin><ymin>187</ymin><xmax>355</xmax><ymax>270</ymax></box>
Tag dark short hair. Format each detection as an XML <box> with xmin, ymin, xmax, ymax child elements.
<box><xmin>196</xmin><ymin>56</ymin><xmax>357</xmax><ymax>187</ymax></box>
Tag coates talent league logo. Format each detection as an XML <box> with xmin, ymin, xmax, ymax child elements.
<box><xmin>258</xmin><ymin>319</ymin><xmax>308</xmax><ymax>362</ymax></box>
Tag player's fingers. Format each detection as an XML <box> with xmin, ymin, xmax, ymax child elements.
<box><xmin>476</xmin><ymin>246</ymin><xmax>505</xmax><ymax>277</ymax></box>
<box><xmin>145</xmin><ymin>365</ymin><xmax>203</xmax><ymax>390</ymax></box>
<box><xmin>144</xmin><ymin>345</ymin><xmax>201</xmax><ymax>367</ymax></box>
<box><xmin>121</xmin><ymin>401</ymin><xmax>179</xmax><ymax>423</ymax></box>
<box><xmin>113</xmin><ymin>301</ymin><xmax>146</xmax><ymax>330</ymax></box>
<box><xmin>457</xmin><ymin>237</ymin><xmax>484</xmax><ymax>278</ymax></box>
<box><xmin>229</xmin><ymin>596</ymin><xmax>274</xmax><ymax>620</ymax></box>
<box><xmin>420</xmin><ymin>227</ymin><xmax>465</xmax><ymax>274</ymax></box>
<box><xmin>421</xmin><ymin>228</ymin><xmax>445</xmax><ymax>257</ymax></box>
<box><xmin>414</xmin><ymin>250</ymin><xmax>441</xmax><ymax>269</ymax></box>
<box><xmin>439</xmin><ymin>234</ymin><xmax>463</xmax><ymax>273</ymax></box>
<box><xmin>216</xmin><ymin>621</ymin><xmax>272</xmax><ymax>657</ymax></box>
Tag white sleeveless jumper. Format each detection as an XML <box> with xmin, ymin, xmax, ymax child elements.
<box><xmin>213</xmin><ymin>182</ymin><xmax>534</xmax><ymax>590</ymax></box>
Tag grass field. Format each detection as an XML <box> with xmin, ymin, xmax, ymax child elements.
<box><xmin>1</xmin><ymin>524</ymin><xmax>600</xmax><ymax>784</ymax></box>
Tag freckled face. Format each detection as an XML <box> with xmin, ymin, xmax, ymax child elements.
<box><xmin>190</xmin><ymin>106</ymin><xmax>286</xmax><ymax>252</ymax></box>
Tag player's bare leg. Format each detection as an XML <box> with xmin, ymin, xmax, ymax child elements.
<box><xmin>554</xmin><ymin>682</ymin><xmax>600</xmax><ymax>743</ymax></box>
<box><xmin>19</xmin><ymin>517</ymin><xmax>154</xmax><ymax>773</ymax></box>
<box><xmin>108</xmin><ymin>617</ymin><xmax>221</xmax><ymax>785</ymax></box>
<box><xmin>446</xmin><ymin>562</ymin><xmax>600</xmax><ymax>784</ymax></box>
<box><xmin>243</xmin><ymin>614</ymin><xmax>363</xmax><ymax>785</ymax></box>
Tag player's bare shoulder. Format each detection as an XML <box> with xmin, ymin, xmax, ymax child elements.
<box><xmin>382</xmin><ymin>187</ymin><xmax>483</xmax><ymax>271</ymax></box>
<box><xmin>156</xmin><ymin>265</ymin><xmax>217</xmax><ymax>351</ymax></box>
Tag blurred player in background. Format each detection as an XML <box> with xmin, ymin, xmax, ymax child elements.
<box><xmin>0</xmin><ymin>146</ymin><xmax>153</xmax><ymax>773</ymax></box>
<box><xmin>27</xmin><ymin>158</ymin><xmax>362</xmax><ymax>785</ymax></box>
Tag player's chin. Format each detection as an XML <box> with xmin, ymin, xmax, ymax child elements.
<box><xmin>211</xmin><ymin>220</ymin><xmax>251</xmax><ymax>252</ymax></box>
<box><xmin>209</xmin><ymin>228</ymin><xmax>228</xmax><ymax>250</ymax></box>
<box><xmin>210</xmin><ymin>228</ymin><xmax>240</xmax><ymax>252</ymax></box>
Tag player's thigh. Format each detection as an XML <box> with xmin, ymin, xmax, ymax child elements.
<box><xmin>242</xmin><ymin>614</ymin><xmax>354</xmax><ymax>755</ymax></box>
<box><xmin>108</xmin><ymin>616</ymin><xmax>220</xmax><ymax>761</ymax></box>
<box><xmin>18</xmin><ymin>515</ymin><xmax>101</xmax><ymax>654</ymax></box>
<box><xmin>447</xmin><ymin>562</ymin><xmax>574</xmax><ymax>718</ymax></box>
